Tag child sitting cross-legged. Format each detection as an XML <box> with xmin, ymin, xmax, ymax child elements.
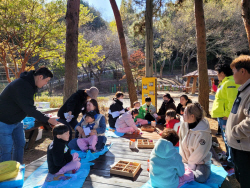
<box><xmin>133</xmin><ymin>101</ymin><xmax>148</xmax><ymax>125</ymax></box>
<box><xmin>150</xmin><ymin>129</ymin><xmax>194</xmax><ymax>188</ymax></box>
<box><xmin>47</xmin><ymin>124</ymin><xmax>81</xmax><ymax>176</ymax></box>
<box><xmin>160</xmin><ymin>109</ymin><xmax>181</xmax><ymax>146</ymax></box>
<box><xmin>135</xmin><ymin>97</ymin><xmax>157</xmax><ymax>125</ymax></box>
<box><xmin>77</xmin><ymin>111</ymin><xmax>99</xmax><ymax>152</ymax></box>
<box><xmin>115</xmin><ymin>109</ymin><xmax>140</xmax><ymax>134</ymax></box>
<box><xmin>165</xmin><ymin>109</ymin><xmax>180</xmax><ymax>129</ymax></box>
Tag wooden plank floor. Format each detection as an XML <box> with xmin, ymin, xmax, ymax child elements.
<box><xmin>24</xmin><ymin>124</ymin><xmax>230</xmax><ymax>188</ymax></box>
<box><xmin>82</xmin><ymin>125</ymin><xmax>163</xmax><ymax>188</ymax></box>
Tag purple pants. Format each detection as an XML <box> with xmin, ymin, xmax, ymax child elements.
<box><xmin>178</xmin><ymin>167</ymin><xmax>194</xmax><ymax>188</ymax></box>
<box><xmin>77</xmin><ymin>135</ymin><xmax>98</xmax><ymax>152</ymax></box>
<box><xmin>56</xmin><ymin>153</ymin><xmax>81</xmax><ymax>175</ymax></box>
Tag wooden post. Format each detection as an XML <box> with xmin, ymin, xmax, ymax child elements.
<box><xmin>186</xmin><ymin>77</ymin><xmax>191</xmax><ymax>93</ymax></box>
<box><xmin>192</xmin><ymin>76</ymin><xmax>198</xmax><ymax>94</ymax></box>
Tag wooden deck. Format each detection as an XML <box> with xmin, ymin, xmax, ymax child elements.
<box><xmin>83</xmin><ymin>126</ymin><xmax>162</xmax><ymax>188</ymax></box>
<box><xmin>24</xmin><ymin>124</ymin><xmax>231</xmax><ymax>188</ymax></box>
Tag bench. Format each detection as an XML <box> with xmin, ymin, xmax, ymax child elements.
<box><xmin>24</xmin><ymin>108</ymin><xmax>59</xmax><ymax>149</ymax></box>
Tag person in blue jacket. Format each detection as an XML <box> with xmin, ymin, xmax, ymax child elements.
<box><xmin>150</xmin><ymin>129</ymin><xmax>185</xmax><ymax>188</ymax></box>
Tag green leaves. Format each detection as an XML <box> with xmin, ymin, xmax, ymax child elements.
<box><xmin>0</xmin><ymin>0</ymin><xmax>98</xmax><ymax>81</ymax></box>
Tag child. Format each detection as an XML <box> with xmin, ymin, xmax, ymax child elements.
<box><xmin>133</xmin><ymin>101</ymin><xmax>148</xmax><ymax>125</ymax></box>
<box><xmin>133</xmin><ymin>101</ymin><xmax>141</xmax><ymax>110</ymax></box>
<box><xmin>165</xmin><ymin>109</ymin><xmax>180</xmax><ymax>129</ymax></box>
<box><xmin>180</xmin><ymin>106</ymin><xmax>185</xmax><ymax>115</ymax></box>
<box><xmin>150</xmin><ymin>129</ymin><xmax>194</xmax><ymax>188</ymax></box>
<box><xmin>164</xmin><ymin>109</ymin><xmax>181</xmax><ymax>146</ymax></box>
<box><xmin>136</xmin><ymin>97</ymin><xmax>156</xmax><ymax>123</ymax></box>
<box><xmin>115</xmin><ymin>109</ymin><xmax>139</xmax><ymax>134</ymax></box>
<box><xmin>77</xmin><ymin>111</ymin><xmax>98</xmax><ymax>152</ymax></box>
<box><xmin>179</xmin><ymin>103</ymin><xmax>212</xmax><ymax>183</ymax></box>
<box><xmin>47</xmin><ymin>124</ymin><xmax>81</xmax><ymax>175</ymax></box>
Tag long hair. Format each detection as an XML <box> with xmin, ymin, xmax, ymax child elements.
<box><xmin>164</xmin><ymin>93</ymin><xmax>175</xmax><ymax>103</ymax></box>
<box><xmin>180</xmin><ymin>95</ymin><xmax>192</xmax><ymax>104</ymax></box>
<box><xmin>88</xmin><ymin>99</ymin><xmax>100</xmax><ymax>114</ymax></box>
<box><xmin>185</xmin><ymin>102</ymin><xmax>204</xmax><ymax>122</ymax></box>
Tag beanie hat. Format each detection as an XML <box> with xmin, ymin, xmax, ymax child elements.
<box><xmin>86</xmin><ymin>87</ymin><xmax>99</xmax><ymax>100</ymax></box>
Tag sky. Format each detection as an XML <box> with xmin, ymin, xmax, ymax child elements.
<box><xmin>84</xmin><ymin>0</ymin><xmax>122</xmax><ymax>22</ymax></box>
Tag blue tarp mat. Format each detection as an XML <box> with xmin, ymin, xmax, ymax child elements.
<box><xmin>140</xmin><ymin>164</ymin><xmax>228</xmax><ymax>188</ymax></box>
<box><xmin>23</xmin><ymin>145</ymin><xmax>112</xmax><ymax>188</ymax></box>
<box><xmin>105</xmin><ymin>127</ymin><xmax>125</xmax><ymax>137</ymax></box>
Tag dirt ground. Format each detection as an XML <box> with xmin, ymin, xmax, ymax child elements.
<box><xmin>23</xmin><ymin>117</ymin><xmax>240</xmax><ymax>187</ymax></box>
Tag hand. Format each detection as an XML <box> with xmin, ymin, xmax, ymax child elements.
<box><xmin>79</xmin><ymin>131</ymin><xmax>85</xmax><ymax>138</ymax></box>
<box><xmin>89</xmin><ymin>130</ymin><xmax>97</xmax><ymax>136</ymax></box>
<box><xmin>48</xmin><ymin>117</ymin><xmax>59</xmax><ymax>126</ymax></box>
<box><xmin>126</xmin><ymin>107</ymin><xmax>130</xmax><ymax>111</ymax></box>
<box><xmin>222</xmin><ymin>117</ymin><xmax>228</xmax><ymax>120</ymax></box>
<box><xmin>76</xmin><ymin>127</ymin><xmax>85</xmax><ymax>138</ymax></box>
<box><xmin>68</xmin><ymin>111</ymin><xmax>72</xmax><ymax>116</ymax></box>
<box><xmin>156</xmin><ymin>116</ymin><xmax>161</xmax><ymax>121</ymax></box>
<box><xmin>72</xmin><ymin>153</ymin><xmax>80</xmax><ymax>161</ymax></box>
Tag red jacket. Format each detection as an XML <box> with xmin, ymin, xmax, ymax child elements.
<box><xmin>166</xmin><ymin>119</ymin><xmax>180</xmax><ymax>129</ymax></box>
<box><xmin>166</xmin><ymin>119</ymin><xmax>180</xmax><ymax>146</ymax></box>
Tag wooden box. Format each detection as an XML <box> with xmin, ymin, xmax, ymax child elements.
<box><xmin>110</xmin><ymin>160</ymin><xmax>141</xmax><ymax>177</ymax></box>
<box><xmin>137</xmin><ymin>139</ymin><xmax>155</xmax><ymax>149</ymax></box>
<box><xmin>141</xmin><ymin>125</ymin><xmax>155</xmax><ymax>132</ymax></box>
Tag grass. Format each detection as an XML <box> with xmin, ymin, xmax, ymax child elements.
<box><xmin>35</xmin><ymin>96</ymin><xmax>109</xmax><ymax>111</ymax></box>
<box><xmin>35</xmin><ymin>96</ymin><xmax>63</xmax><ymax>108</ymax></box>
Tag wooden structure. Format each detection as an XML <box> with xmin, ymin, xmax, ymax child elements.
<box><xmin>110</xmin><ymin>160</ymin><xmax>141</xmax><ymax>177</ymax></box>
<box><xmin>25</xmin><ymin>108</ymin><xmax>59</xmax><ymax>149</ymax></box>
<box><xmin>182</xmin><ymin>69</ymin><xmax>217</xmax><ymax>94</ymax></box>
<box><xmin>24</xmin><ymin>123</ymin><xmax>231</xmax><ymax>188</ymax></box>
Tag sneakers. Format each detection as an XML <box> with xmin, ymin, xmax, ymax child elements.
<box><xmin>218</xmin><ymin>152</ymin><xmax>226</xmax><ymax>160</ymax></box>
<box><xmin>226</xmin><ymin>168</ymin><xmax>235</xmax><ymax>176</ymax></box>
<box><xmin>212</xmin><ymin>142</ymin><xmax>219</xmax><ymax>147</ymax></box>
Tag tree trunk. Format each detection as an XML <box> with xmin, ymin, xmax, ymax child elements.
<box><xmin>110</xmin><ymin>0</ymin><xmax>138</xmax><ymax>107</ymax></box>
<box><xmin>145</xmin><ymin>0</ymin><xmax>154</xmax><ymax>77</ymax></box>
<box><xmin>195</xmin><ymin>0</ymin><xmax>209</xmax><ymax>115</ymax></box>
<box><xmin>171</xmin><ymin>51</ymin><xmax>179</xmax><ymax>74</ymax></box>
<box><xmin>242</xmin><ymin>0</ymin><xmax>250</xmax><ymax>52</ymax></box>
<box><xmin>181</xmin><ymin>53</ymin><xmax>185</xmax><ymax>76</ymax></box>
<box><xmin>160</xmin><ymin>59</ymin><xmax>166</xmax><ymax>79</ymax></box>
<box><xmin>82</xmin><ymin>64</ymin><xmax>90</xmax><ymax>81</ymax></box>
<box><xmin>63</xmin><ymin>0</ymin><xmax>80</xmax><ymax>103</ymax></box>
<box><xmin>154</xmin><ymin>59</ymin><xmax>157</xmax><ymax>77</ymax></box>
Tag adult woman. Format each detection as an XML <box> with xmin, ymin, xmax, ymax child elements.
<box><xmin>57</xmin><ymin>87</ymin><xmax>99</xmax><ymax>141</ymax></box>
<box><xmin>108</xmin><ymin>91</ymin><xmax>129</xmax><ymax>128</ymax></box>
<box><xmin>156</xmin><ymin>93</ymin><xmax>177</xmax><ymax>124</ymax></box>
<box><xmin>68</xmin><ymin>99</ymin><xmax>107</xmax><ymax>151</ymax></box>
<box><xmin>179</xmin><ymin>103</ymin><xmax>212</xmax><ymax>183</ymax></box>
<box><xmin>176</xmin><ymin>95</ymin><xmax>192</xmax><ymax>114</ymax></box>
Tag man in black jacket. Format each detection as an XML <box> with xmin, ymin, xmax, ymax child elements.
<box><xmin>0</xmin><ymin>67</ymin><xmax>58</xmax><ymax>164</ymax></box>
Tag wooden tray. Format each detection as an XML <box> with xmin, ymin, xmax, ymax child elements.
<box><xmin>137</xmin><ymin>139</ymin><xmax>155</xmax><ymax>149</ymax></box>
<box><xmin>110</xmin><ymin>160</ymin><xmax>141</xmax><ymax>177</ymax></box>
<box><xmin>141</xmin><ymin>125</ymin><xmax>155</xmax><ymax>132</ymax></box>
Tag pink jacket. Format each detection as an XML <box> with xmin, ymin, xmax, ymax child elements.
<box><xmin>115</xmin><ymin>111</ymin><xmax>138</xmax><ymax>131</ymax></box>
